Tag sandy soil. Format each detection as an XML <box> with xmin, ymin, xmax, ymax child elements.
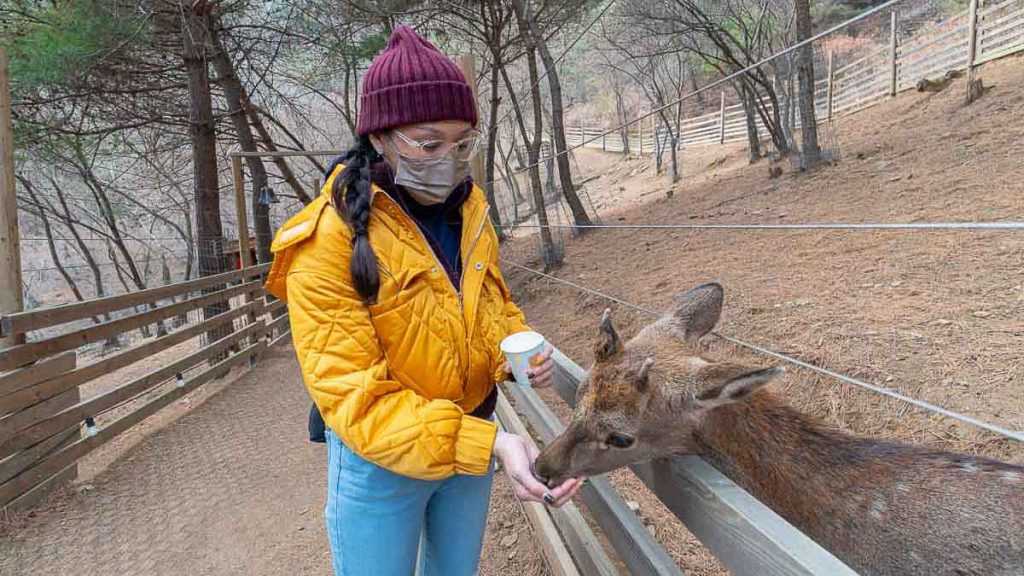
<box><xmin>501</xmin><ymin>55</ymin><xmax>1024</xmax><ymax>573</ymax></box>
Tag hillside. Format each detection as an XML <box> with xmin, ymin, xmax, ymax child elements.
<box><xmin>502</xmin><ymin>54</ymin><xmax>1024</xmax><ymax>574</ymax></box>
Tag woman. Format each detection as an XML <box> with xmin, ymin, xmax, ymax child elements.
<box><xmin>264</xmin><ymin>26</ymin><xmax>583</xmax><ymax>576</ymax></box>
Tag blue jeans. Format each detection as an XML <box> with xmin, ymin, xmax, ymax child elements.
<box><xmin>324</xmin><ymin>429</ymin><xmax>495</xmax><ymax>576</ymax></box>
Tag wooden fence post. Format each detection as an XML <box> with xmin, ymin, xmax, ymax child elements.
<box><xmin>601</xmin><ymin>129</ymin><xmax>606</xmax><ymax>151</ymax></box>
<box><xmin>456</xmin><ymin>55</ymin><xmax>486</xmax><ymax>186</ymax></box>
<box><xmin>826</xmin><ymin>50</ymin><xmax>836</xmax><ymax>120</ymax></box>
<box><xmin>889</xmin><ymin>11</ymin><xmax>899</xmax><ymax>97</ymax></box>
<box><xmin>718</xmin><ymin>92</ymin><xmax>727</xmax><ymax>144</ymax></box>
<box><xmin>965</xmin><ymin>0</ymin><xmax>981</xmax><ymax>102</ymax></box>
<box><xmin>230</xmin><ymin>155</ymin><xmax>258</xmax><ymax>342</ymax></box>
<box><xmin>231</xmin><ymin>156</ymin><xmax>252</xmax><ymax>269</ymax></box>
<box><xmin>0</xmin><ymin>48</ymin><xmax>25</xmax><ymax>349</ymax></box>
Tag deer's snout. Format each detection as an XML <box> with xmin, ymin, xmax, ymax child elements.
<box><xmin>534</xmin><ymin>447</ymin><xmax>567</xmax><ymax>488</ymax></box>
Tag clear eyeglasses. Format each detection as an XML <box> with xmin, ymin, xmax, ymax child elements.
<box><xmin>391</xmin><ymin>129</ymin><xmax>482</xmax><ymax>162</ymax></box>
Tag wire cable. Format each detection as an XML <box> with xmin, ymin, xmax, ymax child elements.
<box><xmin>500</xmin><ymin>258</ymin><xmax>1024</xmax><ymax>443</ymax></box>
<box><xmin>499</xmin><ymin>221</ymin><xmax>1024</xmax><ymax>231</ymax></box>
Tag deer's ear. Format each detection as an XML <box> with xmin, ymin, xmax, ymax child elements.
<box><xmin>695</xmin><ymin>365</ymin><xmax>784</xmax><ymax>409</ymax></box>
<box><xmin>634</xmin><ymin>357</ymin><xmax>655</xmax><ymax>391</ymax></box>
<box><xmin>673</xmin><ymin>283</ymin><xmax>724</xmax><ymax>346</ymax></box>
<box><xmin>594</xmin><ymin>308</ymin><xmax>623</xmax><ymax>361</ymax></box>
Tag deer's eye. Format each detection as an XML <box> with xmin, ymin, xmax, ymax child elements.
<box><xmin>606</xmin><ymin>432</ymin><xmax>635</xmax><ymax>449</ymax></box>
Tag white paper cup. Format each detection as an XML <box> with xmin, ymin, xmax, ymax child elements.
<box><xmin>500</xmin><ymin>331</ymin><xmax>547</xmax><ymax>387</ymax></box>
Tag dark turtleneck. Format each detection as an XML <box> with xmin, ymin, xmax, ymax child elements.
<box><xmin>369</xmin><ymin>161</ymin><xmax>471</xmax><ymax>288</ymax></box>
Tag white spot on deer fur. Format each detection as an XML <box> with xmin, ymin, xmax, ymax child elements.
<box><xmin>870</xmin><ymin>497</ymin><xmax>887</xmax><ymax>520</ymax></box>
<box><xmin>957</xmin><ymin>461</ymin><xmax>980</xmax><ymax>473</ymax></box>
<box><xmin>895</xmin><ymin>482</ymin><xmax>910</xmax><ymax>493</ymax></box>
<box><xmin>688</xmin><ymin>357</ymin><xmax>711</xmax><ymax>369</ymax></box>
<box><xmin>1000</xmin><ymin>470</ymin><xmax>1021</xmax><ymax>483</ymax></box>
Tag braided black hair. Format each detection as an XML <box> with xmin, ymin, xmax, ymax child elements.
<box><xmin>332</xmin><ymin>134</ymin><xmax>383</xmax><ymax>304</ymax></box>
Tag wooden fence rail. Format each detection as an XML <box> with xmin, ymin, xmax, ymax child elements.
<box><xmin>0</xmin><ymin>263</ymin><xmax>287</xmax><ymax>510</ymax></box>
<box><xmin>503</xmin><ymin>382</ymin><xmax>685</xmax><ymax>576</ymax></box>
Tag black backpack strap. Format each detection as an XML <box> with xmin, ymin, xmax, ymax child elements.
<box><xmin>308</xmin><ymin>403</ymin><xmax>327</xmax><ymax>443</ymax></box>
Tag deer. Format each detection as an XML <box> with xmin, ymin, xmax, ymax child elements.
<box><xmin>534</xmin><ymin>283</ymin><xmax>1024</xmax><ymax>576</ymax></box>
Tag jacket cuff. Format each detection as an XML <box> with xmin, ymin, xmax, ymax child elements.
<box><xmin>454</xmin><ymin>415</ymin><xmax>498</xmax><ymax>475</ymax></box>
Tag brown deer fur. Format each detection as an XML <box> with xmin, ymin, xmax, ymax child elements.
<box><xmin>535</xmin><ymin>283</ymin><xmax>1023</xmax><ymax>576</ymax></box>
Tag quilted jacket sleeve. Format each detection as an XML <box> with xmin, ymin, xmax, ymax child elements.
<box><xmin>286</xmin><ymin>248</ymin><xmax>496</xmax><ymax>481</ymax></box>
<box><xmin>497</xmin><ymin>269</ymin><xmax>531</xmax><ymax>336</ymax></box>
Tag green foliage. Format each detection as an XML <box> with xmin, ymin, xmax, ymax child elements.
<box><xmin>4</xmin><ymin>1</ymin><xmax>146</xmax><ymax>93</ymax></box>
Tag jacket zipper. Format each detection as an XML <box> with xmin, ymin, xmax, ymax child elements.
<box><xmin>382</xmin><ymin>191</ymin><xmax>491</xmax><ymax>407</ymax></box>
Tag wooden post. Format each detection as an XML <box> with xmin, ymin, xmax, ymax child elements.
<box><xmin>231</xmin><ymin>156</ymin><xmax>252</xmax><ymax>269</ymax></box>
<box><xmin>0</xmin><ymin>48</ymin><xmax>25</xmax><ymax>349</ymax></box>
<box><xmin>602</xmin><ymin>130</ymin><xmax>607</xmax><ymax>151</ymax></box>
<box><xmin>456</xmin><ymin>55</ymin><xmax>485</xmax><ymax>186</ymax></box>
<box><xmin>965</xmin><ymin>0</ymin><xmax>980</xmax><ymax>102</ymax></box>
<box><xmin>230</xmin><ymin>155</ymin><xmax>257</xmax><ymax>339</ymax></box>
<box><xmin>718</xmin><ymin>91</ymin><xmax>727</xmax><ymax>144</ymax></box>
<box><xmin>826</xmin><ymin>50</ymin><xmax>836</xmax><ymax>120</ymax></box>
<box><xmin>889</xmin><ymin>11</ymin><xmax>899</xmax><ymax>97</ymax></box>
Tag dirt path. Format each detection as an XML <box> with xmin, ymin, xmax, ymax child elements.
<box><xmin>0</xmin><ymin>344</ymin><xmax>547</xmax><ymax>576</ymax></box>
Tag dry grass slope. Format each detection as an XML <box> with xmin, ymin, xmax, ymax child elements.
<box><xmin>503</xmin><ymin>55</ymin><xmax>1024</xmax><ymax>574</ymax></box>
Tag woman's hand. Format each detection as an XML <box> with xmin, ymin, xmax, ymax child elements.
<box><xmin>528</xmin><ymin>346</ymin><xmax>555</xmax><ymax>388</ymax></box>
<box><xmin>493</xmin><ymin>431</ymin><xmax>584</xmax><ymax>507</ymax></box>
<box><xmin>505</xmin><ymin>345</ymin><xmax>556</xmax><ymax>388</ymax></box>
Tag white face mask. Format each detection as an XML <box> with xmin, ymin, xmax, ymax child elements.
<box><xmin>392</xmin><ymin>151</ymin><xmax>469</xmax><ymax>205</ymax></box>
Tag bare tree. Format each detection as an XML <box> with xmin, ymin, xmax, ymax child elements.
<box><xmin>620</xmin><ymin>0</ymin><xmax>794</xmax><ymax>158</ymax></box>
<box><xmin>499</xmin><ymin>46</ymin><xmax>560</xmax><ymax>269</ymax></box>
<box><xmin>510</xmin><ymin>0</ymin><xmax>592</xmax><ymax>227</ymax></box>
<box><xmin>180</xmin><ymin>0</ymin><xmax>230</xmax><ymax>344</ymax></box>
<box><xmin>794</xmin><ymin>0</ymin><xmax>822</xmax><ymax>169</ymax></box>
<box><xmin>209</xmin><ymin>19</ymin><xmax>274</xmax><ymax>263</ymax></box>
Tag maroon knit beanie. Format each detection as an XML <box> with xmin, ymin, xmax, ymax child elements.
<box><xmin>357</xmin><ymin>26</ymin><xmax>478</xmax><ymax>136</ymax></box>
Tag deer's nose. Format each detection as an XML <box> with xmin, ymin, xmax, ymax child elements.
<box><xmin>530</xmin><ymin>462</ymin><xmax>549</xmax><ymax>485</ymax></box>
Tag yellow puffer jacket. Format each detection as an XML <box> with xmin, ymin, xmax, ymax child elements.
<box><xmin>264</xmin><ymin>165</ymin><xmax>529</xmax><ymax>480</ymax></box>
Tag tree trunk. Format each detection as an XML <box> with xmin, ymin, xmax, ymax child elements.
<box><xmin>484</xmin><ymin>51</ymin><xmax>506</xmax><ymax>237</ymax></box>
<box><xmin>495</xmin><ymin>131</ymin><xmax>524</xmax><ymax>222</ymax></box>
<box><xmin>180</xmin><ymin>0</ymin><xmax>230</xmax><ymax>345</ymax></box>
<box><xmin>794</xmin><ymin>0</ymin><xmax>822</xmax><ymax>169</ymax></box>
<box><xmin>208</xmin><ymin>22</ymin><xmax>272</xmax><ymax>264</ymax></box>
<box><xmin>246</xmin><ymin>104</ymin><xmax>314</xmax><ymax>205</ymax></box>
<box><xmin>615</xmin><ymin>92</ymin><xmax>631</xmax><ymax>156</ymax></box>
<box><xmin>18</xmin><ymin>177</ymin><xmax>90</xmax><ymax>313</ymax></box>
<box><xmin>739</xmin><ymin>83</ymin><xmax>762</xmax><ymax>163</ymax></box>
<box><xmin>662</xmin><ymin>109</ymin><xmax>681</xmax><ymax>184</ymax></box>
<box><xmin>499</xmin><ymin>53</ymin><xmax>558</xmax><ymax>269</ymax></box>
<box><xmin>511</xmin><ymin>0</ymin><xmax>591</xmax><ymax>228</ymax></box>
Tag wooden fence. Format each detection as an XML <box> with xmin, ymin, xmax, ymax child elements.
<box><xmin>0</xmin><ymin>263</ymin><xmax>289</xmax><ymax>510</ymax></box>
<box><xmin>2</xmin><ymin>258</ymin><xmax>862</xmax><ymax>574</ymax></box>
<box><xmin>567</xmin><ymin>0</ymin><xmax>1024</xmax><ymax>155</ymax></box>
